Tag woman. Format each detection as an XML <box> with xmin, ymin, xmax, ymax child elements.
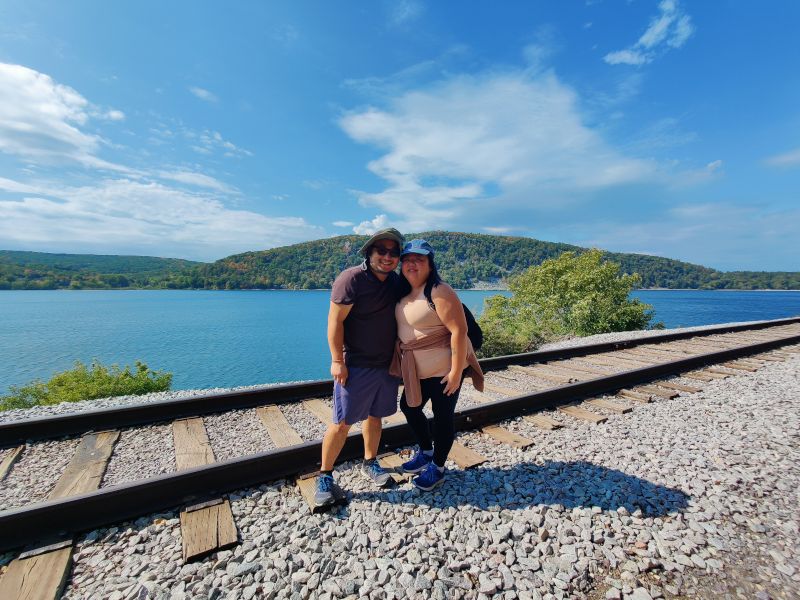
<box><xmin>389</xmin><ymin>239</ymin><xmax>484</xmax><ymax>490</ymax></box>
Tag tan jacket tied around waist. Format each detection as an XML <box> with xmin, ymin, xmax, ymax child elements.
<box><xmin>389</xmin><ymin>328</ymin><xmax>484</xmax><ymax>407</ymax></box>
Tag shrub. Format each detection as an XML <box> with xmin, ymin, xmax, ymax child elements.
<box><xmin>1</xmin><ymin>360</ymin><xmax>172</xmax><ymax>411</ymax></box>
<box><xmin>479</xmin><ymin>249</ymin><xmax>657</xmax><ymax>356</ymax></box>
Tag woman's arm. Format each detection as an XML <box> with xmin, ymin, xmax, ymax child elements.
<box><xmin>432</xmin><ymin>283</ymin><xmax>468</xmax><ymax>395</ymax></box>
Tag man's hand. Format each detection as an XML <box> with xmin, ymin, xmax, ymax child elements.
<box><xmin>331</xmin><ymin>361</ymin><xmax>348</xmax><ymax>386</ymax></box>
<box><xmin>440</xmin><ymin>368</ymin><xmax>461</xmax><ymax>396</ymax></box>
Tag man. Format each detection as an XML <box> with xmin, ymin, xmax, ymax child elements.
<box><xmin>315</xmin><ymin>227</ymin><xmax>404</xmax><ymax>506</ymax></box>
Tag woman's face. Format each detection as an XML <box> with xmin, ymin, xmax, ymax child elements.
<box><xmin>401</xmin><ymin>253</ymin><xmax>431</xmax><ymax>287</ymax></box>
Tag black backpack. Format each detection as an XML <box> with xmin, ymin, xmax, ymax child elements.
<box><xmin>462</xmin><ymin>303</ymin><xmax>483</xmax><ymax>351</ymax></box>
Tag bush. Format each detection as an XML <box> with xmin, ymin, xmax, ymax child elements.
<box><xmin>1</xmin><ymin>360</ymin><xmax>172</xmax><ymax>411</ymax></box>
<box><xmin>479</xmin><ymin>249</ymin><xmax>657</xmax><ymax>356</ymax></box>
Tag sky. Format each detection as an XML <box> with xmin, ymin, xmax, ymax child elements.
<box><xmin>0</xmin><ymin>1</ymin><xmax>798</xmax><ymax>271</ymax></box>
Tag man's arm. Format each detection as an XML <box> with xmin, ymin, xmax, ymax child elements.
<box><xmin>328</xmin><ymin>301</ymin><xmax>353</xmax><ymax>385</ymax></box>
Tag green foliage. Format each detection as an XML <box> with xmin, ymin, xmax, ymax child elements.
<box><xmin>0</xmin><ymin>360</ymin><xmax>172</xmax><ymax>411</ymax></box>
<box><xmin>479</xmin><ymin>250</ymin><xmax>656</xmax><ymax>356</ymax></box>
<box><xmin>2</xmin><ymin>234</ymin><xmax>799</xmax><ymax>291</ymax></box>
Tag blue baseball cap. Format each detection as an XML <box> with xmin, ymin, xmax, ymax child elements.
<box><xmin>401</xmin><ymin>239</ymin><xmax>434</xmax><ymax>256</ymax></box>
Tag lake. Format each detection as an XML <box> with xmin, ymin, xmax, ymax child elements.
<box><xmin>1</xmin><ymin>289</ymin><xmax>799</xmax><ymax>392</ymax></box>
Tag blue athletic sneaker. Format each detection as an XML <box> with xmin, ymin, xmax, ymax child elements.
<box><xmin>402</xmin><ymin>450</ymin><xmax>433</xmax><ymax>474</ymax></box>
<box><xmin>413</xmin><ymin>462</ymin><xmax>445</xmax><ymax>491</ymax></box>
<box><xmin>314</xmin><ymin>473</ymin><xmax>335</xmax><ymax>506</ymax></box>
<box><xmin>361</xmin><ymin>459</ymin><xmax>391</xmax><ymax>487</ymax></box>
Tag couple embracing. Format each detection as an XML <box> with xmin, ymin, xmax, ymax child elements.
<box><xmin>315</xmin><ymin>228</ymin><xmax>484</xmax><ymax>507</ymax></box>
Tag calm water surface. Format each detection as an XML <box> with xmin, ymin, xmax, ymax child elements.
<box><xmin>1</xmin><ymin>289</ymin><xmax>798</xmax><ymax>391</ymax></box>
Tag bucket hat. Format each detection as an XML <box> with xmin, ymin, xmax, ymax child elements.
<box><xmin>358</xmin><ymin>228</ymin><xmax>405</xmax><ymax>256</ymax></box>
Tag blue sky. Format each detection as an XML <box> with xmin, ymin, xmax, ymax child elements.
<box><xmin>0</xmin><ymin>1</ymin><xmax>798</xmax><ymax>270</ymax></box>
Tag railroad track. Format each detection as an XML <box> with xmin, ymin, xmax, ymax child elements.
<box><xmin>0</xmin><ymin>317</ymin><xmax>798</xmax><ymax>597</ymax></box>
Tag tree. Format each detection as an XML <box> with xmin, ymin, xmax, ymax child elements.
<box><xmin>479</xmin><ymin>249</ymin><xmax>656</xmax><ymax>356</ymax></box>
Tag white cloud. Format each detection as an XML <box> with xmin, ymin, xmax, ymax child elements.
<box><xmin>764</xmin><ymin>148</ymin><xmax>800</xmax><ymax>168</ymax></box>
<box><xmin>604</xmin><ymin>0</ymin><xmax>694</xmax><ymax>66</ymax></box>
<box><xmin>0</xmin><ymin>62</ymin><xmax>128</xmax><ymax>171</ymax></box>
<box><xmin>332</xmin><ymin>220</ymin><xmax>354</xmax><ymax>227</ymax></box>
<box><xmin>189</xmin><ymin>86</ymin><xmax>219</xmax><ymax>103</ymax></box>
<box><xmin>157</xmin><ymin>170</ymin><xmax>234</xmax><ymax>193</ymax></box>
<box><xmin>0</xmin><ymin>178</ymin><xmax>322</xmax><ymax>261</ymax></box>
<box><xmin>185</xmin><ymin>129</ymin><xmax>252</xmax><ymax>158</ymax></box>
<box><xmin>340</xmin><ymin>70</ymin><xmax>656</xmax><ymax>230</ymax></box>
<box><xmin>353</xmin><ymin>214</ymin><xmax>391</xmax><ymax>235</ymax></box>
<box><xmin>389</xmin><ymin>0</ymin><xmax>424</xmax><ymax>27</ymax></box>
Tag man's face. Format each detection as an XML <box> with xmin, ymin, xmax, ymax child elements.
<box><xmin>368</xmin><ymin>239</ymin><xmax>400</xmax><ymax>276</ymax></box>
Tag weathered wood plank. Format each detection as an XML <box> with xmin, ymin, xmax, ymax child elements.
<box><xmin>481</xmin><ymin>425</ymin><xmax>534</xmax><ymax>449</ymax></box>
<box><xmin>296</xmin><ymin>474</ymin><xmax>346</xmax><ymax>513</ymax></box>
<box><xmin>721</xmin><ymin>362</ymin><xmax>759</xmax><ymax>372</ymax></box>
<box><xmin>507</xmin><ymin>365</ymin><xmax>574</xmax><ymax>384</ymax></box>
<box><xmin>256</xmin><ymin>406</ymin><xmax>303</xmax><ymax>448</ymax></box>
<box><xmin>558</xmin><ymin>405</ymin><xmax>608</xmax><ymax>424</ymax></box>
<box><xmin>523</xmin><ymin>414</ymin><xmax>563</xmax><ymax>430</ymax></box>
<box><xmin>482</xmin><ymin>380</ymin><xmax>525</xmax><ymax>397</ymax></box>
<box><xmin>654</xmin><ymin>380</ymin><xmax>702</xmax><ymax>393</ymax></box>
<box><xmin>634</xmin><ymin>385</ymin><xmax>679</xmax><ymax>399</ymax></box>
<box><xmin>682</xmin><ymin>371</ymin><xmax>717</xmax><ymax>382</ymax></box>
<box><xmin>180</xmin><ymin>500</ymin><xmax>238</xmax><ymax>561</ymax></box>
<box><xmin>172</xmin><ymin>418</ymin><xmax>238</xmax><ymax>561</ymax></box>
<box><xmin>618</xmin><ymin>389</ymin><xmax>652</xmax><ymax>403</ymax></box>
<box><xmin>0</xmin><ymin>445</ymin><xmax>24</xmax><ymax>482</ymax></box>
<box><xmin>696</xmin><ymin>369</ymin><xmax>729</xmax><ymax>379</ymax></box>
<box><xmin>547</xmin><ymin>362</ymin><xmax>609</xmax><ymax>376</ymax></box>
<box><xmin>378</xmin><ymin>453</ymin><xmax>408</xmax><ymax>483</ymax></box>
<box><xmin>448</xmin><ymin>442</ymin><xmax>487</xmax><ymax>468</ymax></box>
<box><xmin>49</xmin><ymin>430</ymin><xmax>120</xmax><ymax>499</ymax></box>
<box><xmin>586</xmin><ymin>398</ymin><xmax>633</xmax><ymax>414</ymax></box>
<box><xmin>0</xmin><ymin>547</ymin><xmax>72</xmax><ymax>600</ymax></box>
<box><xmin>303</xmin><ymin>399</ymin><xmax>334</xmax><ymax>426</ymax></box>
<box><xmin>172</xmin><ymin>418</ymin><xmax>214</xmax><ymax>471</ymax></box>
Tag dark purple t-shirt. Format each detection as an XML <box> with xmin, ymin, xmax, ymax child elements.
<box><xmin>331</xmin><ymin>262</ymin><xmax>399</xmax><ymax>368</ymax></box>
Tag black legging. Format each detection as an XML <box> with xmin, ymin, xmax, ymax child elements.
<box><xmin>400</xmin><ymin>377</ymin><xmax>460</xmax><ymax>467</ymax></box>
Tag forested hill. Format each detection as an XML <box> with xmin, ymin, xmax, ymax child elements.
<box><xmin>2</xmin><ymin>233</ymin><xmax>799</xmax><ymax>290</ymax></box>
<box><xmin>0</xmin><ymin>251</ymin><xmax>200</xmax><ymax>290</ymax></box>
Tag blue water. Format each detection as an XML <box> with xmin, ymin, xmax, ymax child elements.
<box><xmin>1</xmin><ymin>290</ymin><xmax>798</xmax><ymax>391</ymax></box>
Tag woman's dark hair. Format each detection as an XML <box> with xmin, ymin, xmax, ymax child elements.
<box><xmin>397</xmin><ymin>254</ymin><xmax>443</xmax><ymax>308</ymax></box>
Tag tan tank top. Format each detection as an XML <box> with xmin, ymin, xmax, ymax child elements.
<box><xmin>396</xmin><ymin>290</ymin><xmax>452</xmax><ymax>379</ymax></box>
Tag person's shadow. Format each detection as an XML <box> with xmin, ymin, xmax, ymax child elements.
<box><xmin>348</xmin><ymin>460</ymin><xmax>689</xmax><ymax>517</ymax></box>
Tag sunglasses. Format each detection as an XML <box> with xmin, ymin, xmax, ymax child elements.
<box><xmin>372</xmin><ymin>246</ymin><xmax>401</xmax><ymax>258</ymax></box>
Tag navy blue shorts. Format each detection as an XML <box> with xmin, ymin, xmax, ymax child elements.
<box><xmin>333</xmin><ymin>366</ymin><xmax>400</xmax><ymax>424</ymax></box>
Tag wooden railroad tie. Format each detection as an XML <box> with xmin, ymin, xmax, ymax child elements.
<box><xmin>751</xmin><ymin>354</ymin><xmax>784</xmax><ymax>362</ymax></box>
<box><xmin>449</xmin><ymin>441</ymin><xmax>488</xmax><ymax>468</ymax></box>
<box><xmin>682</xmin><ymin>371</ymin><xmax>717</xmax><ymax>382</ymax></box>
<box><xmin>377</xmin><ymin>453</ymin><xmax>409</xmax><ymax>484</ymax></box>
<box><xmin>0</xmin><ymin>430</ymin><xmax>120</xmax><ymax>600</ymax></box>
<box><xmin>586</xmin><ymin>398</ymin><xmax>633</xmax><ymax>414</ymax></box>
<box><xmin>633</xmin><ymin>385</ymin><xmax>679</xmax><ymax>399</ymax></box>
<box><xmin>558</xmin><ymin>404</ymin><xmax>607</xmax><ymax>424</ymax></box>
<box><xmin>543</xmin><ymin>361</ymin><xmax>605</xmax><ymax>378</ymax></box>
<box><xmin>296</xmin><ymin>472</ymin><xmax>346</xmax><ymax>514</ymax></box>
<box><xmin>481</xmin><ymin>425</ymin><xmax>534</xmax><ymax>449</ymax></box>
<box><xmin>524</xmin><ymin>414</ymin><xmax>563</xmax><ymax>430</ymax></box>
<box><xmin>256</xmin><ymin>405</ymin><xmax>303</xmax><ymax>447</ymax></box>
<box><xmin>655</xmin><ymin>380</ymin><xmax>702</xmax><ymax>394</ymax></box>
<box><xmin>721</xmin><ymin>362</ymin><xmax>759</xmax><ymax>372</ymax></box>
<box><xmin>507</xmin><ymin>364</ymin><xmax>576</xmax><ymax>384</ymax></box>
<box><xmin>303</xmin><ymin>399</ymin><xmax>334</xmax><ymax>426</ymax></box>
<box><xmin>483</xmin><ymin>380</ymin><xmax>525</xmax><ymax>397</ymax></box>
<box><xmin>0</xmin><ymin>445</ymin><xmax>24</xmax><ymax>482</ymax></box>
<box><xmin>172</xmin><ymin>418</ymin><xmax>238</xmax><ymax>562</ymax></box>
<box><xmin>617</xmin><ymin>389</ymin><xmax>652</xmax><ymax>403</ymax></box>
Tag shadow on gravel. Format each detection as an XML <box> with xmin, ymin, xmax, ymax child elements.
<box><xmin>348</xmin><ymin>460</ymin><xmax>690</xmax><ymax>517</ymax></box>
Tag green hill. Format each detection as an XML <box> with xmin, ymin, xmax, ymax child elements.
<box><xmin>0</xmin><ymin>251</ymin><xmax>200</xmax><ymax>290</ymax></box>
<box><xmin>2</xmin><ymin>233</ymin><xmax>798</xmax><ymax>290</ymax></box>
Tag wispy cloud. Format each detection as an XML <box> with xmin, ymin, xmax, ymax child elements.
<box><xmin>389</xmin><ymin>0</ymin><xmax>424</xmax><ymax>27</ymax></box>
<box><xmin>157</xmin><ymin>170</ymin><xmax>234</xmax><ymax>193</ymax></box>
<box><xmin>0</xmin><ymin>177</ymin><xmax>321</xmax><ymax>260</ymax></box>
<box><xmin>185</xmin><ymin>129</ymin><xmax>252</xmax><ymax>158</ymax></box>
<box><xmin>763</xmin><ymin>148</ymin><xmax>800</xmax><ymax>168</ymax></box>
<box><xmin>604</xmin><ymin>0</ymin><xmax>694</xmax><ymax>66</ymax></box>
<box><xmin>340</xmin><ymin>70</ymin><xmax>656</xmax><ymax>231</ymax></box>
<box><xmin>0</xmin><ymin>62</ymin><xmax>129</xmax><ymax>172</ymax></box>
<box><xmin>189</xmin><ymin>86</ymin><xmax>219</xmax><ymax>103</ymax></box>
<box><xmin>332</xmin><ymin>220</ymin><xmax>354</xmax><ymax>227</ymax></box>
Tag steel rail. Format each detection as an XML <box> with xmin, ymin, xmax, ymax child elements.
<box><xmin>1</xmin><ymin>332</ymin><xmax>798</xmax><ymax>553</ymax></box>
<box><xmin>1</xmin><ymin>316</ymin><xmax>798</xmax><ymax>446</ymax></box>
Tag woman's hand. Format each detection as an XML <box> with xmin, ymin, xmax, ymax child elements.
<box><xmin>440</xmin><ymin>368</ymin><xmax>462</xmax><ymax>396</ymax></box>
